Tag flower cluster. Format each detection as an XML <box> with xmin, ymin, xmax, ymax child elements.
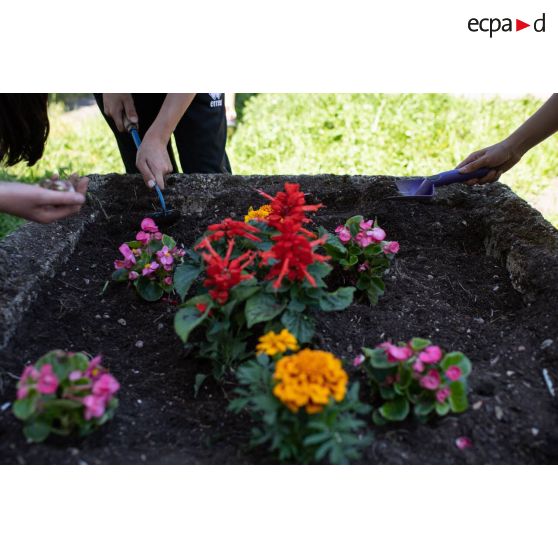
<box><xmin>230</xmin><ymin>332</ymin><xmax>370</xmax><ymax>464</ymax></box>
<box><xmin>244</xmin><ymin>204</ymin><xmax>272</xmax><ymax>223</ymax></box>
<box><xmin>323</xmin><ymin>215</ymin><xmax>399</xmax><ymax>305</ymax></box>
<box><xmin>256</xmin><ymin>329</ymin><xmax>299</xmax><ymax>356</ymax></box>
<box><xmin>273</xmin><ymin>348</ymin><xmax>348</xmax><ymax>414</ymax></box>
<box><xmin>112</xmin><ymin>218</ymin><xmax>185</xmax><ymax>301</ymax></box>
<box><xmin>199</xmin><ymin>238</ymin><xmax>255</xmax><ymax>304</ymax></box>
<box><xmin>174</xmin><ymin>183</ymin><xmax>355</xmax><ymax>380</ymax></box>
<box><xmin>355</xmin><ymin>338</ymin><xmax>472</xmax><ymax>423</ymax></box>
<box><xmin>13</xmin><ymin>351</ymin><xmax>120</xmax><ymax>442</ymax></box>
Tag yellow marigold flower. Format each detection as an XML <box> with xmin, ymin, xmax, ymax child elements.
<box><xmin>273</xmin><ymin>349</ymin><xmax>348</xmax><ymax>414</ymax></box>
<box><xmin>244</xmin><ymin>204</ymin><xmax>272</xmax><ymax>223</ymax></box>
<box><xmin>256</xmin><ymin>329</ymin><xmax>299</xmax><ymax>356</ymax></box>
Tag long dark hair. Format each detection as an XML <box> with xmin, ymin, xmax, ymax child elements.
<box><xmin>0</xmin><ymin>94</ymin><xmax>49</xmax><ymax>166</ymax></box>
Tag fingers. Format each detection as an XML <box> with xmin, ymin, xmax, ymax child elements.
<box><xmin>459</xmin><ymin>154</ymin><xmax>489</xmax><ymax>174</ymax></box>
<box><xmin>456</xmin><ymin>150</ymin><xmax>485</xmax><ymax>169</ymax></box>
<box><xmin>37</xmin><ymin>188</ymin><xmax>86</xmax><ymax>206</ymax></box>
<box><xmin>123</xmin><ymin>96</ymin><xmax>138</xmax><ymax>127</ymax></box>
<box><xmin>35</xmin><ymin>204</ymin><xmax>82</xmax><ymax>224</ymax></box>
<box><xmin>152</xmin><ymin>162</ymin><xmax>167</xmax><ymax>191</ymax></box>
<box><xmin>75</xmin><ymin>176</ymin><xmax>89</xmax><ymax>195</ymax></box>
<box><xmin>136</xmin><ymin>157</ymin><xmax>157</xmax><ymax>189</ymax></box>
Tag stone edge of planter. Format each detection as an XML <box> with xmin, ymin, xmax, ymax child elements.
<box><xmin>0</xmin><ymin>175</ymin><xmax>110</xmax><ymax>353</ymax></box>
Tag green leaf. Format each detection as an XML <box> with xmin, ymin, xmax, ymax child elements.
<box><xmin>281</xmin><ymin>310</ymin><xmax>315</xmax><ymax>344</ymax></box>
<box><xmin>23</xmin><ymin>421</ymin><xmax>51</xmax><ymax>443</ymax></box>
<box><xmin>449</xmin><ymin>381</ymin><xmax>469</xmax><ymax>413</ymax></box>
<box><xmin>42</xmin><ymin>399</ymin><xmax>83</xmax><ymax>411</ymax></box>
<box><xmin>362</xmin><ymin>347</ymin><xmax>397</xmax><ymax>369</ymax></box>
<box><xmin>372</xmin><ymin>409</ymin><xmax>387</xmax><ymax>425</ymax></box>
<box><xmin>111</xmin><ymin>268</ymin><xmax>129</xmax><ymax>282</ymax></box>
<box><xmin>287</xmin><ymin>297</ymin><xmax>306</xmax><ymax>312</ymax></box>
<box><xmin>435</xmin><ymin>401</ymin><xmax>450</xmax><ymax>416</ymax></box>
<box><xmin>410</xmin><ymin>338</ymin><xmax>432</xmax><ymax>351</ymax></box>
<box><xmin>441</xmin><ymin>352</ymin><xmax>472</xmax><ymax>377</ymax></box>
<box><xmin>194</xmin><ymin>374</ymin><xmax>207</xmax><ymax>397</ymax></box>
<box><xmin>135</xmin><ymin>277</ymin><xmax>164</xmax><ymax>301</ymax></box>
<box><xmin>363</xmin><ymin>244</ymin><xmax>383</xmax><ymax>257</ymax></box>
<box><xmin>379</xmin><ymin>397</ymin><xmax>409</xmax><ymax>422</ymax></box>
<box><xmin>318</xmin><ymin>287</ymin><xmax>355</xmax><ymax>312</ymax></box>
<box><xmin>231</xmin><ymin>283</ymin><xmax>261</xmax><ymax>303</ymax></box>
<box><xmin>244</xmin><ymin>292</ymin><xmax>285</xmax><ymax>328</ymax></box>
<box><xmin>174</xmin><ymin>305</ymin><xmax>209</xmax><ymax>343</ymax></box>
<box><xmin>414</xmin><ymin>400</ymin><xmax>435</xmax><ymax>417</ymax></box>
<box><xmin>162</xmin><ymin>234</ymin><xmax>177</xmax><ymax>250</ymax></box>
<box><xmin>13</xmin><ymin>397</ymin><xmax>37</xmax><ymax>420</ymax></box>
<box><xmin>174</xmin><ymin>263</ymin><xmax>201</xmax><ymax>301</ymax></box>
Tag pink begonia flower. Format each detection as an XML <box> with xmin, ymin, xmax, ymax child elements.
<box><xmin>142</xmin><ymin>261</ymin><xmax>160</xmax><ymax>276</ymax></box>
<box><xmin>359</xmin><ymin>219</ymin><xmax>373</xmax><ymax>231</ymax></box>
<box><xmin>446</xmin><ymin>365</ymin><xmax>462</xmax><ymax>381</ymax></box>
<box><xmin>413</xmin><ymin>359</ymin><xmax>425</xmax><ymax>373</ymax></box>
<box><xmin>20</xmin><ymin>365</ymin><xmax>39</xmax><ymax>383</ymax></box>
<box><xmin>119</xmin><ymin>243</ymin><xmax>136</xmax><ymax>264</ymax></box>
<box><xmin>37</xmin><ymin>364</ymin><xmax>59</xmax><ymax>395</ymax></box>
<box><xmin>83</xmin><ymin>395</ymin><xmax>106</xmax><ymax>420</ymax></box>
<box><xmin>17</xmin><ymin>386</ymin><xmax>29</xmax><ymax>400</ymax></box>
<box><xmin>128</xmin><ymin>271</ymin><xmax>139</xmax><ymax>281</ymax></box>
<box><xmin>173</xmin><ymin>248</ymin><xmax>186</xmax><ymax>258</ymax></box>
<box><xmin>353</xmin><ymin>354</ymin><xmax>365</xmax><ymax>367</ymax></box>
<box><xmin>141</xmin><ymin>218</ymin><xmax>159</xmax><ymax>233</ymax></box>
<box><xmin>455</xmin><ymin>436</ymin><xmax>473</xmax><ymax>450</ymax></box>
<box><xmin>92</xmin><ymin>374</ymin><xmax>120</xmax><ymax>401</ymax></box>
<box><xmin>157</xmin><ymin>246</ymin><xmax>174</xmax><ymax>266</ymax></box>
<box><xmin>355</xmin><ymin>231</ymin><xmax>373</xmax><ymax>248</ymax></box>
<box><xmin>367</xmin><ymin>227</ymin><xmax>386</xmax><ymax>242</ymax></box>
<box><xmin>114</xmin><ymin>259</ymin><xmax>126</xmax><ymax>269</ymax></box>
<box><xmin>136</xmin><ymin>230</ymin><xmax>151</xmax><ymax>244</ymax></box>
<box><xmin>86</xmin><ymin>356</ymin><xmax>104</xmax><ymax>378</ymax></box>
<box><xmin>436</xmin><ymin>387</ymin><xmax>450</xmax><ymax>403</ymax></box>
<box><xmin>154</xmin><ymin>232</ymin><xmax>163</xmax><ymax>240</ymax></box>
<box><xmin>383</xmin><ymin>241</ymin><xmax>400</xmax><ymax>255</ymax></box>
<box><xmin>163</xmin><ymin>276</ymin><xmax>173</xmax><ymax>286</ymax></box>
<box><xmin>163</xmin><ymin>264</ymin><xmax>173</xmax><ymax>272</ymax></box>
<box><xmin>379</xmin><ymin>342</ymin><xmax>413</xmax><ymax>362</ymax></box>
<box><xmin>358</xmin><ymin>262</ymin><xmax>369</xmax><ymax>272</ymax></box>
<box><xmin>419</xmin><ymin>370</ymin><xmax>441</xmax><ymax>390</ymax></box>
<box><xmin>419</xmin><ymin>345</ymin><xmax>443</xmax><ymax>364</ymax></box>
<box><xmin>335</xmin><ymin>225</ymin><xmax>352</xmax><ymax>244</ymax></box>
<box><xmin>69</xmin><ymin>371</ymin><xmax>82</xmax><ymax>381</ymax></box>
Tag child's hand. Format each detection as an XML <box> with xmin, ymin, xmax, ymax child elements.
<box><xmin>457</xmin><ymin>140</ymin><xmax>522</xmax><ymax>185</ymax></box>
<box><xmin>0</xmin><ymin>178</ymin><xmax>88</xmax><ymax>224</ymax></box>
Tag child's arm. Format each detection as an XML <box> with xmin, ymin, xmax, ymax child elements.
<box><xmin>458</xmin><ymin>94</ymin><xmax>558</xmax><ymax>184</ymax></box>
<box><xmin>0</xmin><ymin>177</ymin><xmax>88</xmax><ymax>224</ymax></box>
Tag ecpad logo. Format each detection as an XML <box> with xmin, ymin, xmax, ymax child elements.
<box><xmin>468</xmin><ymin>13</ymin><xmax>546</xmax><ymax>37</ymax></box>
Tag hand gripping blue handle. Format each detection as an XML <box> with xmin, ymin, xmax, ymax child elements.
<box><xmin>128</xmin><ymin>126</ymin><xmax>168</xmax><ymax>213</ymax></box>
<box><xmin>428</xmin><ymin>167</ymin><xmax>490</xmax><ymax>186</ymax></box>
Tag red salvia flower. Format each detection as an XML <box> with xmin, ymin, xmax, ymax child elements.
<box><xmin>259</xmin><ymin>183</ymin><xmax>323</xmax><ymax>228</ymax></box>
<box><xmin>201</xmin><ymin>239</ymin><xmax>256</xmax><ymax>304</ymax></box>
<box><xmin>202</xmin><ymin>218</ymin><xmax>262</xmax><ymax>245</ymax></box>
<box><xmin>261</xmin><ymin>219</ymin><xmax>329</xmax><ymax>289</ymax></box>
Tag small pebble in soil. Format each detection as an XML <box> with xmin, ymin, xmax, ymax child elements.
<box><xmin>137</xmin><ymin>399</ymin><xmax>142</xmax><ymax>404</ymax></box>
<box><xmin>117</xmin><ymin>318</ymin><xmax>127</xmax><ymax>326</ymax></box>
<box><xmin>490</xmin><ymin>356</ymin><xmax>499</xmax><ymax>366</ymax></box>
<box><xmin>540</xmin><ymin>339</ymin><xmax>554</xmax><ymax>350</ymax></box>
<box><xmin>1</xmin><ymin>402</ymin><xmax>11</xmax><ymax>412</ymax></box>
<box><xmin>474</xmin><ymin>317</ymin><xmax>484</xmax><ymax>324</ymax></box>
<box><xmin>506</xmin><ymin>370</ymin><xmax>515</xmax><ymax>377</ymax></box>
<box><xmin>132</xmin><ymin>369</ymin><xmax>140</xmax><ymax>375</ymax></box>
<box><xmin>157</xmin><ymin>323</ymin><xmax>164</xmax><ymax>331</ymax></box>
<box><xmin>495</xmin><ymin>406</ymin><xmax>504</xmax><ymax>420</ymax></box>
<box><xmin>95</xmin><ymin>314</ymin><xmax>102</xmax><ymax>319</ymax></box>
<box><xmin>70</xmin><ymin>448</ymin><xmax>79</xmax><ymax>456</ymax></box>
<box><xmin>103</xmin><ymin>313</ymin><xmax>110</xmax><ymax>319</ymax></box>
<box><xmin>84</xmin><ymin>278</ymin><xmax>90</xmax><ymax>285</ymax></box>
<box><xmin>518</xmin><ymin>345</ymin><xmax>526</xmax><ymax>351</ymax></box>
<box><xmin>493</xmin><ymin>286</ymin><xmax>499</xmax><ymax>292</ymax></box>
<box><xmin>532</xmin><ymin>428</ymin><xmax>540</xmax><ymax>436</ymax></box>
<box><xmin>135</xmin><ymin>340</ymin><xmax>144</xmax><ymax>348</ymax></box>
<box><xmin>473</xmin><ymin>401</ymin><xmax>483</xmax><ymax>410</ymax></box>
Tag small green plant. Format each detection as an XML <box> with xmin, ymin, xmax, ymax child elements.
<box><xmin>229</xmin><ymin>330</ymin><xmax>371</xmax><ymax>464</ymax></box>
<box><xmin>321</xmin><ymin>215</ymin><xmax>398</xmax><ymax>304</ymax></box>
<box><xmin>13</xmin><ymin>351</ymin><xmax>120</xmax><ymax>443</ymax></box>
<box><xmin>354</xmin><ymin>338</ymin><xmax>471</xmax><ymax>424</ymax></box>
<box><xmin>112</xmin><ymin>218</ymin><xmax>185</xmax><ymax>301</ymax></box>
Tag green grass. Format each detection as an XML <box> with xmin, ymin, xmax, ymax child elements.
<box><xmin>2</xmin><ymin>94</ymin><xmax>557</xmax><ymax>239</ymax></box>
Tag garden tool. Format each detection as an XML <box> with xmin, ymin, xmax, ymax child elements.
<box><xmin>127</xmin><ymin>124</ymin><xmax>181</xmax><ymax>227</ymax></box>
<box><xmin>390</xmin><ymin>167</ymin><xmax>490</xmax><ymax>200</ymax></box>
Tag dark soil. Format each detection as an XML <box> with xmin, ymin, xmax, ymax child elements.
<box><xmin>1</xmin><ymin>174</ymin><xmax>557</xmax><ymax>464</ymax></box>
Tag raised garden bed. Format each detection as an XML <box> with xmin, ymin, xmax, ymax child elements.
<box><xmin>1</xmin><ymin>174</ymin><xmax>557</xmax><ymax>464</ymax></box>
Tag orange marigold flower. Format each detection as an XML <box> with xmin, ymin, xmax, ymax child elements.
<box><xmin>256</xmin><ymin>329</ymin><xmax>299</xmax><ymax>356</ymax></box>
<box><xmin>273</xmin><ymin>349</ymin><xmax>348</xmax><ymax>414</ymax></box>
<box><xmin>244</xmin><ymin>204</ymin><xmax>272</xmax><ymax>223</ymax></box>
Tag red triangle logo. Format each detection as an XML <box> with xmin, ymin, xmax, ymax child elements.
<box><xmin>516</xmin><ymin>19</ymin><xmax>530</xmax><ymax>31</ymax></box>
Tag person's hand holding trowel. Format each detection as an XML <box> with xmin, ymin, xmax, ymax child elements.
<box><xmin>458</xmin><ymin>93</ymin><xmax>558</xmax><ymax>185</ymax></box>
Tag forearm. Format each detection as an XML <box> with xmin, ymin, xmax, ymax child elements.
<box><xmin>506</xmin><ymin>94</ymin><xmax>558</xmax><ymax>155</ymax></box>
<box><xmin>145</xmin><ymin>94</ymin><xmax>196</xmax><ymax>143</ymax></box>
